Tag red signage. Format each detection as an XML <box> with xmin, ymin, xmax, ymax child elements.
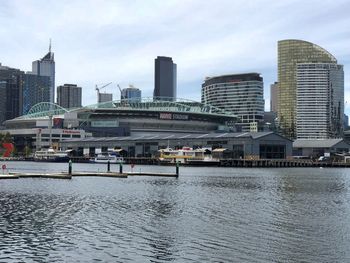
<box><xmin>63</xmin><ymin>130</ymin><xmax>81</xmax><ymax>134</ymax></box>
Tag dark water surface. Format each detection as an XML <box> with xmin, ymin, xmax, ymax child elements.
<box><xmin>1</xmin><ymin>162</ymin><xmax>350</xmax><ymax>262</ymax></box>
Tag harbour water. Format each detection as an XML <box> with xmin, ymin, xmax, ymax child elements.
<box><xmin>1</xmin><ymin>162</ymin><xmax>350</xmax><ymax>262</ymax></box>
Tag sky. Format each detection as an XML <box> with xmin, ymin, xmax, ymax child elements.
<box><xmin>0</xmin><ymin>0</ymin><xmax>349</xmax><ymax>112</ymax></box>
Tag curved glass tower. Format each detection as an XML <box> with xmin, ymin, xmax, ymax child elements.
<box><xmin>277</xmin><ymin>39</ymin><xmax>339</xmax><ymax>139</ymax></box>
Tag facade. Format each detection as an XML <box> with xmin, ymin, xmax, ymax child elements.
<box><xmin>154</xmin><ymin>56</ymin><xmax>177</xmax><ymax>101</ymax></box>
<box><xmin>293</xmin><ymin>139</ymin><xmax>350</xmax><ymax>158</ymax></box>
<box><xmin>57</xmin><ymin>84</ymin><xmax>82</xmax><ymax>109</ymax></box>
<box><xmin>5</xmin><ymin>99</ymin><xmax>237</xmax><ymax>148</ymax></box>
<box><xmin>296</xmin><ymin>63</ymin><xmax>344</xmax><ymax>139</ymax></box>
<box><xmin>60</xmin><ymin>132</ymin><xmax>292</xmax><ymax>159</ymax></box>
<box><xmin>201</xmin><ymin>73</ymin><xmax>264</xmax><ymax>132</ymax></box>
<box><xmin>277</xmin><ymin>39</ymin><xmax>339</xmax><ymax>139</ymax></box>
<box><xmin>98</xmin><ymin>93</ymin><xmax>113</xmax><ymax>103</ymax></box>
<box><xmin>121</xmin><ymin>85</ymin><xmax>141</xmax><ymax>102</ymax></box>
<box><xmin>0</xmin><ymin>63</ymin><xmax>24</xmax><ymax>126</ymax></box>
<box><xmin>1</xmin><ymin>127</ymin><xmax>88</xmax><ymax>152</ymax></box>
<box><xmin>270</xmin><ymin>82</ymin><xmax>278</xmax><ymax>113</ymax></box>
<box><xmin>22</xmin><ymin>73</ymin><xmax>51</xmax><ymax>114</ymax></box>
<box><xmin>32</xmin><ymin>44</ymin><xmax>55</xmax><ymax>103</ymax></box>
<box><xmin>344</xmin><ymin>114</ymin><xmax>349</xmax><ymax>130</ymax></box>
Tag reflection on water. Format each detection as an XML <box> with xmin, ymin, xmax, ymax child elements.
<box><xmin>1</xmin><ymin>162</ymin><xmax>350</xmax><ymax>262</ymax></box>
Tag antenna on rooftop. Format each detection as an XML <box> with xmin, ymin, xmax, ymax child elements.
<box><xmin>49</xmin><ymin>38</ymin><xmax>52</xmax><ymax>53</ymax></box>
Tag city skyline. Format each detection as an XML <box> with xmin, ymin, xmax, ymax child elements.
<box><xmin>0</xmin><ymin>0</ymin><xmax>349</xmax><ymax>112</ymax></box>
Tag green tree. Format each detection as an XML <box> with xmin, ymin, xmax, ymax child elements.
<box><xmin>3</xmin><ymin>132</ymin><xmax>12</xmax><ymax>143</ymax></box>
<box><xmin>24</xmin><ymin>146</ymin><xmax>32</xmax><ymax>157</ymax></box>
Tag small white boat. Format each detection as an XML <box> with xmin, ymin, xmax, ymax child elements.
<box><xmin>90</xmin><ymin>153</ymin><xmax>124</xmax><ymax>164</ymax></box>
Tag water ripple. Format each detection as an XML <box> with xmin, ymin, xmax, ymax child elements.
<box><xmin>1</xmin><ymin>164</ymin><xmax>350</xmax><ymax>262</ymax></box>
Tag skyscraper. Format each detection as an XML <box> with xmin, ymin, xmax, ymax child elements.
<box><xmin>0</xmin><ymin>63</ymin><xmax>24</xmax><ymax>125</ymax></box>
<box><xmin>121</xmin><ymin>85</ymin><xmax>141</xmax><ymax>102</ymax></box>
<box><xmin>296</xmin><ymin>63</ymin><xmax>344</xmax><ymax>139</ymax></box>
<box><xmin>277</xmin><ymin>39</ymin><xmax>338</xmax><ymax>139</ymax></box>
<box><xmin>270</xmin><ymin>82</ymin><xmax>278</xmax><ymax>113</ymax></box>
<box><xmin>201</xmin><ymin>73</ymin><xmax>264</xmax><ymax>131</ymax></box>
<box><xmin>22</xmin><ymin>73</ymin><xmax>51</xmax><ymax>114</ymax></box>
<box><xmin>154</xmin><ymin>56</ymin><xmax>177</xmax><ymax>101</ymax></box>
<box><xmin>32</xmin><ymin>41</ymin><xmax>55</xmax><ymax>103</ymax></box>
<box><xmin>57</xmin><ymin>84</ymin><xmax>82</xmax><ymax>109</ymax></box>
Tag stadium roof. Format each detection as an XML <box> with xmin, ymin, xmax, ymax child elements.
<box><xmin>18</xmin><ymin>98</ymin><xmax>237</xmax><ymax>120</ymax></box>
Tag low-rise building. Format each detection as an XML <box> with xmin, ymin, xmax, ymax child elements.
<box><xmin>293</xmin><ymin>139</ymin><xmax>350</xmax><ymax>158</ymax></box>
<box><xmin>60</xmin><ymin>132</ymin><xmax>292</xmax><ymax>159</ymax></box>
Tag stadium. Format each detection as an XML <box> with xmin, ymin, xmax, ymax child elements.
<box><xmin>3</xmin><ymin>98</ymin><xmax>239</xmax><ymax>152</ymax></box>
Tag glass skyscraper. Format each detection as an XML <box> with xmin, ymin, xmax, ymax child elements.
<box><xmin>121</xmin><ymin>85</ymin><xmax>141</xmax><ymax>102</ymax></box>
<box><xmin>153</xmin><ymin>56</ymin><xmax>177</xmax><ymax>101</ymax></box>
<box><xmin>22</xmin><ymin>73</ymin><xmax>51</xmax><ymax>114</ymax></box>
<box><xmin>0</xmin><ymin>63</ymin><xmax>24</xmax><ymax>125</ymax></box>
<box><xmin>277</xmin><ymin>39</ymin><xmax>339</xmax><ymax>139</ymax></box>
<box><xmin>32</xmin><ymin>44</ymin><xmax>55</xmax><ymax>103</ymax></box>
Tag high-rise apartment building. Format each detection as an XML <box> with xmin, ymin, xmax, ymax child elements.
<box><xmin>277</xmin><ymin>39</ymin><xmax>339</xmax><ymax>139</ymax></box>
<box><xmin>22</xmin><ymin>73</ymin><xmax>51</xmax><ymax>114</ymax></box>
<box><xmin>270</xmin><ymin>82</ymin><xmax>278</xmax><ymax>113</ymax></box>
<box><xmin>0</xmin><ymin>63</ymin><xmax>24</xmax><ymax>125</ymax></box>
<box><xmin>296</xmin><ymin>63</ymin><xmax>344</xmax><ymax>139</ymax></box>
<box><xmin>154</xmin><ymin>56</ymin><xmax>177</xmax><ymax>101</ymax></box>
<box><xmin>201</xmin><ymin>73</ymin><xmax>264</xmax><ymax>131</ymax></box>
<box><xmin>32</xmin><ymin>43</ymin><xmax>55</xmax><ymax>103</ymax></box>
<box><xmin>121</xmin><ymin>85</ymin><xmax>141</xmax><ymax>102</ymax></box>
<box><xmin>57</xmin><ymin>84</ymin><xmax>82</xmax><ymax>109</ymax></box>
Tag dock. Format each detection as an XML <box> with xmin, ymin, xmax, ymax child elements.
<box><xmin>0</xmin><ymin>174</ymin><xmax>19</xmax><ymax>179</ymax></box>
<box><xmin>8</xmin><ymin>173</ymin><xmax>72</xmax><ymax>179</ymax></box>
<box><xmin>0</xmin><ymin>171</ymin><xmax>177</xmax><ymax>180</ymax></box>
<box><xmin>126</xmin><ymin>172</ymin><xmax>177</xmax><ymax>177</ymax></box>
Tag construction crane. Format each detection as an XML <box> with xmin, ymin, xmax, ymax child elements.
<box><xmin>117</xmin><ymin>84</ymin><xmax>126</xmax><ymax>101</ymax></box>
<box><xmin>95</xmin><ymin>82</ymin><xmax>112</xmax><ymax>103</ymax></box>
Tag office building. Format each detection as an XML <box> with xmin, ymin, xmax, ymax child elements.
<box><xmin>154</xmin><ymin>56</ymin><xmax>177</xmax><ymax>101</ymax></box>
<box><xmin>57</xmin><ymin>84</ymin><xmax>82</xmax><ymax>109</ymax></box>
<box><xmin>32</xmin><ymin>42</ymin><xmax>55</xmax><ymax>103</ymax></box>
<box><xmin>277</xmin><ymin>39</ymin><xmax>339</xmax><ymax>139</ymax></box>
<box><xmin>201</xmin><ymin>73</ymin><xmax>264</xmax><ymax>131</ymax></box>
<box><xmin>22</xmin><ymin>73</ymin><xmax>51</xmax><ymax>114</ymax></box>
<box><xmin>121</xmin><ymin>85</ymin><xmax>141</xmax><ymax>102</ymax></box>
<box><xmin>0</xmin><ymin>63</ymin><xmax>24</xmax><ymax>125</ymax></box>
<box><xmin>296</xmin><ymin>63</ymin><xmax>344</xmax><ymax>139</ymax></box>
<box><xmin>270</xmin><ymin>82</ymin><xmax>278</xmax><ymax>113</ymax></box>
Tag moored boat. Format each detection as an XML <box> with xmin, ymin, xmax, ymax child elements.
<box><xmin>34</xmin><ymin>148</ymin><xmax>70</xmax><ymax>162</ymax></box>
<box><xmin>90</xmin><ymin>153</ymin><xmax>124</xmax><ymax>164</ymax></box>
<box><xmin>158</xmin><ymin>147</ymin><xmax>218</xmax><ymax>164</ymax></box>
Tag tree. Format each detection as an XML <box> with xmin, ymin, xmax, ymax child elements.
<box><xmin>2</xmin><ymin>132</ymin><xmax>12</xmax><ymax>143</ymax></box>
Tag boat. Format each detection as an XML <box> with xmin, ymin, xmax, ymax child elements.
<box><xmin>158</xmin><ymin>147</ymin><xmax>219</xmax><ymax>164</ymax></box>
<box><xmin>90</xmin><ymin>153</ymin><xmax>124</xmax><ymax>164</ymax></box>
<box><xmin>34</xmin><ymin>148</ymin><xmax>70</xmax><ymax>162</ymax></box>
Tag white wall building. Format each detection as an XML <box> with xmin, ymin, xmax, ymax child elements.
<box><xmin>296</xmin><ymin>63</ymin><xmax>344</xmax><ymax>139</ymax></box>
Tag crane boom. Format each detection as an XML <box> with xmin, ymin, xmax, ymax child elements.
<box><xmin>118</xmin><ymin>84</ymin><xmax>125</xmax><ymax>100</ymax></box>
<box><xmin>96</xmin><ymin>82</ymin><xmax>113</xmax><ymax>103</ymax></box>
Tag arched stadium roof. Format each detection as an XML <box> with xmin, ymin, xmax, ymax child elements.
<box><xmin>19</xmin><ymin>97</ymin><xmax>237</xmax><ymax>119</ymax></box>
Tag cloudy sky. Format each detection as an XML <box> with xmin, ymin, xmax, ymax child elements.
<box><xmin>0</xmin><ymin>0</ymin><xmax>349</xmax><ymax>111</ymax></box>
